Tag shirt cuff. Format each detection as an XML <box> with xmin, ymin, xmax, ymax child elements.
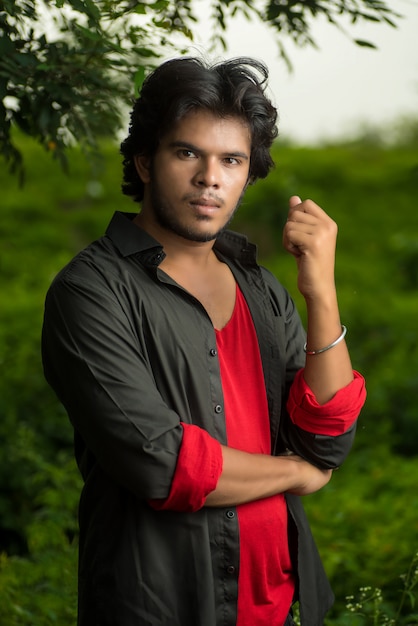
<box><xmin>148</xmin><ymin>423</ymin><xmax>223</xmax><ymax>512</ymax></box>
<box><xmin>286</xmin><ymin>369</ymin><xmax>367</xmax><ymax>436</ymax></box>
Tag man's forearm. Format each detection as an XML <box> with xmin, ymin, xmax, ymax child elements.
<box><xmin>205</xmin><ymin>444</ymin><xmax>332</xmax><ymax>507</ymax></box>
<box><xmin>303</xmin><ymin>293</ymin><xmax>354</xmax><ymax>404</ymax></box>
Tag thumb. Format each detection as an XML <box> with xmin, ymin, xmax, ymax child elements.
<box><xmin>289</xmin><ymin>195</ymin><xmax>302</xmax><ymax>208</ymax></box>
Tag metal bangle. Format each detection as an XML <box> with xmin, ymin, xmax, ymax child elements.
<box><xmin>303</xmin><ymin>325</ymin><xmax>347</xmax><ymax>356</ymax></box>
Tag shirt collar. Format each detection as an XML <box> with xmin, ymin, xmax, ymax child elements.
<box><xmin>215</xmin><ymin>230</ymin><xmax>258</xmax><ymax>266</ymax></box>
<box><xmin>105</xmin><ymin>211</ymin><xmax>258</xmax><ymax>266</ymax></box>
<box><xmin>105</xmin><ymin>211</ymin><xmax>162</xmax><ymax>256</ymax></box>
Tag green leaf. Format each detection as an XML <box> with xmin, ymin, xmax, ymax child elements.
<box><xmin>72</xmin><ymin>23</ymin><xmax>103</xmax><ymax>42</ymax></box>
<box><xmin>354</xmin><ymin>39</ymin><xmax>378</xmax><ymax>49</ymax></box>
<box><xmin>150</xmin><ymin>0</ymin><xmax>170</xmax><ymax>11</ymax></box>
<box><xmin>132</xmin><ymin>4</ymin><xmax>147</xmax><ymax>15</ymax></box>
<box><xmin>67</xmin><ymin>0</ymin><xmax>100</xmax><ymax>21</ymax></box>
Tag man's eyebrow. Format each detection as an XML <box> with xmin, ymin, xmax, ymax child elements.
<box><xmin>169</xmin><ymin>140</ymin><xmax>250</xmax><ymax>160</ymax></box>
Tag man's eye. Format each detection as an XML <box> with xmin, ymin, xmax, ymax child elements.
<box><xmin>224</xmin><ymin>157</ymin><xmax>240</xmax><ymax>165</ymax></box>
<box><xmin>178</xmin><ymin>149</ymin><xmax>196</xmax><ymax>158</ymax></box>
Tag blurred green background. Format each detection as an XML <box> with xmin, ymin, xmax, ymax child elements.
<box><xmin>1</xmin><ymin>124</ymin><xmax>417</xmax><ymax>624</ymax></box>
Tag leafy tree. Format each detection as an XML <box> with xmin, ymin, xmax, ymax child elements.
<box><xmin>0</xmin><ymin>0</ymin><xmax>400</xmax><ymax>180</ymax></box>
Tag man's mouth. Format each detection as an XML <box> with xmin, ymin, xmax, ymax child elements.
<box><xmin>190</xmin><ymin>196</ymin><xmax>221</xmax><ymax>208</ymax></box>
<box><xmin>188</xmin><ymin>195</ymin><xmax>224</xmax><ymax>216</ymax></box>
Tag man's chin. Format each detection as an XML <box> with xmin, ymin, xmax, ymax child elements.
<box><xmin>173</xmin><ymin>221</ymin><xmax>226</xmax><ymax>243</ymax></box>
<box><xmin>180</xmin><ymin>229</ymin><xmax>220</xmax><ymax>243</ymax></box>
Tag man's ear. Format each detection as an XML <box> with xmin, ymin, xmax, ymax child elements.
<box><xmin>134</xmin><ymin>154</ymin><xmax>151</xmax><ymax>183</ymax></box>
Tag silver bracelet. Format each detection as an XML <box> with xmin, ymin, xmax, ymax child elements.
<box><xmin>303</xmin><ymin>325</ymin><xmax>347</xmax><ymax>355</ymax></box>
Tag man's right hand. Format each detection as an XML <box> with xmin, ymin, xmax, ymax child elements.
<box><xmin>281</xmin><ymin>454</ymin><xmax>332</xmax><ymax>496</ymax></box>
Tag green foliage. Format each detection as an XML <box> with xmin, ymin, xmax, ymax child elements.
<box><xmin>293</xmin><ymin>553</ymin><xmax>418</xmax><ymax>625</ymax></box>
<box><xmin>302</xmin><ymin>449</ymin><xmax>418</xmax><ymax>620</ymax></box>
<box><xmin>0</xmin><ymin>0</ymin><xmax>400</xmax><ymax>181</ymax></box>
<box><xmin>0</xmin><ymin>127</ymin><xmax>417</xmax><ymax>622</ymax></box>
<box><xmin>0</xmin><ymin>454</ymin><xmax>79</xmax><ymax>625</ymax></box>
<box><xmin>342</xmin><ymin>552</ymin><xmax>418</xmax><ymax>626</ymax></box>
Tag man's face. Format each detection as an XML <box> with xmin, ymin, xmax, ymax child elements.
<box><xmin>136</xmin><ymin>109</ymin><xmax>252</xmax><ymax>242</ymax></box>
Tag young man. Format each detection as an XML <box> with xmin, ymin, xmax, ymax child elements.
<box><xmin>42</xmin><ymin>57</ymin><xmax>366</xmax><ymax>626</ymax></box>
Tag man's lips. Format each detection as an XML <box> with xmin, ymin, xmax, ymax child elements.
<box><xmin>189</xmin><ymin>196</ymin><xmax>222</xmax><ymax>209</ymax></box>
<box><xmin>188</xmin><ymin>196</ymin><xmax>223</xmax><ymax>216</ymax></box>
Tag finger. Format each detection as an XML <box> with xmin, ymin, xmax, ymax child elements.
<box><xmin>289</xmin><ymin>195</ymin><xmax>302</xmax><ymax>209</ymax></box>
<box><xmin>286</xmin><ymin>208</ymin><xmax>317</xmax><ymax>226</ymax></box>
<box><xmin>292</xmin><ymin>198</ymin><xmax>328</xmax><ymax>220</ymax></box>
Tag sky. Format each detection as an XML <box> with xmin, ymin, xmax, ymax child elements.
<box><xmin>187</xmin><ymin>0</ymin><xmax>418</xmax><ymax>144</ymax></box>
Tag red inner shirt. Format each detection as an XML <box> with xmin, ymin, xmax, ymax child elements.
<box><xmin>215</xmin><ymin>285</ymin><xmax>295</xmax><ymax>626</ymax></box>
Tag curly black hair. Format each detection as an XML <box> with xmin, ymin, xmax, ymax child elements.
<box><xmin>120</xmin><ymin>56</ymin><xmax>278</xmax><ymax>203</ymax></box>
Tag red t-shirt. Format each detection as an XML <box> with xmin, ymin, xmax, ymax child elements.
<box><xmin>215</xmin><ymin>285</ymin><xmax>295</xmax><ymax>626</ymax></box>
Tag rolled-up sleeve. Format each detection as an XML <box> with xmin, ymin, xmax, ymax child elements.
<box><xmin>287</xmin><ymin>369</ymin><xmax>367</xmax><ymax>436</ymax></box>
<box><xmin>149</xmin><ymin>423</ymin><xmax>223</xmax><ymax>512</ymax></box>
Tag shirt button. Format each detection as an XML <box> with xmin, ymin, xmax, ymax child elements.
<box><xmin>209</xmin><ymin>348</ymin><xmax>217</xmax><ymax>357</ymax></box>
<box><xmin>226</xmin><ymin>510</ymin><xmax>235</xmax><ymax>519</ymax></box>
<box><xmin>226</xmin><ymin>565</ymin><xmax>236</xmax><ymax>574</ymax></box>
<box><xmin>214</xmin><ymin>404</ymin><xmax>222</xmax><ymax>414</ymax></box>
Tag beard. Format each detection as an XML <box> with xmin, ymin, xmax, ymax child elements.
<box><xmin>150</xmin><ymin>183</ymin><xmax>245</xmax><ymax>243</ymax></box>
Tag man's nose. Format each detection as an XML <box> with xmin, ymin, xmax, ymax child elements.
<box><xmin>193</xmin><ymin>157</ymin><xmax>220</xmax><ymax>188</ymax></box>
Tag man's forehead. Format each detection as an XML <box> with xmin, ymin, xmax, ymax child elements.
<box><xmin>163</xmin><ymin>109</ymin><xmax>251</xmax><ymax>145</ymax></box>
